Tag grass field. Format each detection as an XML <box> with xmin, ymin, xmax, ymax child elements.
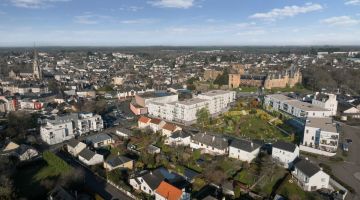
<box><xmin>277</xmin><ymin>176</ymin><xmax>323</xmax><ymax>200</ymax></box>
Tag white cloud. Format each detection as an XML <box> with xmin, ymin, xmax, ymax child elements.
<box><xmin>148</xmin><ymin>0</ymin><xmax>195</xmax><ymax>9</ymax></box>
<box><xmin>321</xmin><ymin>16</ymin><xmax>360</xmax><ymax>26</ymax></box>
<box><xmin>250</xmin><ymin>3</ymin><xmax>323</xmax><ymax>21</ymax></box>
<box><xmin>236</xmin><ymin>29</ymin><xmax>266</xmax><ymax>36</ymax></box>
<box><xmin>9</xmin><ymin>0</ymin><xmax>70</xmax><ymax>8</ymax></box>
<box><xmin>120</xmin><ymin>19</ymin><xmax>157</xmax><ymax>24</ymax></box>
<box><xmin>345</xmin><ymin>0</ymin><xmax>360</xmax><ymax>5</ymax></box>
<box><xmin>74</xmin><ymin>15</ymin><xmax>111</xmax><ymax>25</ymax></box>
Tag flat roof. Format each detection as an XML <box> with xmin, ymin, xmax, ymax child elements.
<box><xmin>306</xmin><ymin>117</ymin><xmax>338</xmax><ymax>133</ymax></box>
<box><xmin>266</xmin><ymin>94</ymin><xmax>294</xmax><ymax>101</ymax></box>
<box><xmin>286</xmin><ymin>100</ymin><xmax>328</xmax><ymax>112</ymax></box>
<box><xmin>176</xmin><ymin>98</ymin><xmax>208</xmax><ymax>106</ymax></box>
<box><xmin>199</xmin><ymin>90</ymin><xmax>233</xmax><ymax>97</ymax></box>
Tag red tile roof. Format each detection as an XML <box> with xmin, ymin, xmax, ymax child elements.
<box><xmin>138</xmin><ymin>116</ymin><xmax>151</xmax><ymax>124</ymax></box>
<box><xmin>162</xmin><ymin>123</ymin><xmax>178</xmax><ymax>132</ymax></box>
<box><xmin>155</xmin><ymin>181</ymin><xmax>182</xmax><ymax>200</ymax></box>
<box><xmin>150</xmin><ymin>118</ymin><xmax>162</xmax><ymax>125</ymax></box>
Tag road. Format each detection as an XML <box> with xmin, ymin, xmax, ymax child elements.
<box><xmin>57</xmin><ymin>151</ymin><xmax>132</xmax><ymax>200</ymax></box>
<box><xmin>332</xmin><ymin>124</ymin><xmax>360</xmax><ymax>200</ymax></box>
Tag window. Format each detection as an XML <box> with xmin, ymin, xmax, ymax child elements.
<box><xmin>306</xmin><ymin>129</ymin><xmax>309</xmax><ymax>133</ymax></box>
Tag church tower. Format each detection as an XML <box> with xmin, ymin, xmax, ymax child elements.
<box><xmin>33</xmin><ymin>48</ymin><xmax>42</xmax><ymax>80</ymax></box>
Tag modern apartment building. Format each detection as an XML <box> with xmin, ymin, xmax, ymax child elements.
<box><xmin>301</xmin><ymin>117</ymin><xmax>339</xmax><ymax>154</ymax></box>
<box><xmin>264</xmin><ymin>94</ymin><xmax>333</xmax><ymax>119</ymax></box>
<box><xmin>312</xmin><ymin>93</ymin><xmax>338</xmax><ymax>116</ymax></box>
<box><xmin>148</xmin><ymin>90</ymin><xmax>236</xmax><ymax>125</ymax></box>
<box><xmin>40</xmin><ymin>113</ymin><xmax>103</xmax><ymax>145</ymax></box>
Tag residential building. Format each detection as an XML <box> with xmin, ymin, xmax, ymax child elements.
<box><xmin>85</xmin><ymin>133</ymin><xmax>114</xmax><ymax>148</ymax></box>
<box><xmin>155</xmin><ymin>181</ymin><xmax>190</xmax><ymax>200</ymax></box>
<box><xmin>116</xmin><ymin>128</ymin><xmax>133</xmax><ymax>138</ymax></box>
<box><xmin>149</xmin><ymin>118</ymin><xmax>166</xmax><ymax>133</ymax></box>
<box><xmin>190</xmin><ymin>133</ymin><xmax>228</xmax><ymax>155</ymax></box>
<box><xmin>138</xmin><ymin>116</ymin><xmax>151</xmax><ymax>129</ymax></box>
<box><xmin>228</xmin><ymin>139</ymin><xmax>260</xmax><ymax>162</ymax></box>
<box><xmin>264</xmin><ymin>94</ymin><xmax>332</xmax><ymax>119</ymax></box>
<box><xmin>161</xmin><ymin>122</ymin><xmax>181</xmax><ymax>137</ymax></box>
<box><xmin>78</xmin><ymin>148</ymin><xmax>104</xmax><ymax>166</ymax></box>
<box><xmin>40</xmin><ymin>113</ymin><xmax>103</xmax><ymax>145</ymax></box>
<box><xmin>292</xmin><ymin>158</ymin><xmax>330</xmax><ymax>191</ymax></box>
<box><xmin>272</xmin><ymin>141</ymin><xmax>299</xmax><ymax>168</ymax></box>
<box><xmin>165</xmin><ymin>130</ymin><xmax>192</xmax><ymax>146</ymax></box>
<box><xmin>312</xmin><ymin>93</ymin><xmax>338</xmax><ymax>116</ymax></box>
<box><xmin>104</xmin><ymin>155</ymin><xmax>134</xmax><ymax>171</ymax></box>
<box><xmin>301</xmin><ymin>118</ymin><xmax>339</xmax><ymax>155</ymax></box>
<box><xmin>66</xmin><ymin>140</ymin><xmax>86</xmax><ymax>157</ymax></box>
<box><xmin>14</xmin><ymin>144</ymin><xmax>39</xmax><ymax>161</ymax></box>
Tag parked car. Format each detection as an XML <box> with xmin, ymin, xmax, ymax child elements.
<box><xmin>343</xmin><ymin>143</ymin><xmax>349</xmax><ymax>152</ymax></box>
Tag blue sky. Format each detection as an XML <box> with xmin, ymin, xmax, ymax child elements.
<box><xmin>0</xmin><ymin>0</ymin><xmax>360</xmax><ymax>46</ymax></box>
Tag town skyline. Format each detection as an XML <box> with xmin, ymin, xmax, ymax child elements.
<box><xmin>1</xmin><ymin>0</ymin><xmax>360</xmax><ymax>46</ymax></box>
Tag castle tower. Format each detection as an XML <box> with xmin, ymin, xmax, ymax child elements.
<box><xmin>33</xmin><ymin>48</ymin><xmax>42</xmax><ymax>80</ymax></box>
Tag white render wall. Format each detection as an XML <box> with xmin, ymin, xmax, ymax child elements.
<box><xmin>229</xmin><ymin>146</ymin><xmax>260</xmax><ymax>163</ymax></box>
<box><xmin>272</xmin><ymin>146</ymin><xmax>299</xmax><ymax>168</ymax></box>
<box><xmin>40</xmin><ymin>121</ymin><xmax>75</xmax><ymax>145</ymax></box>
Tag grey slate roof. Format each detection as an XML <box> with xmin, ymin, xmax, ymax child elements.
<box><xmin>67</xmin><ymin>139</ymin><xmax>81</xmax><ymax>148</ymax></box>
<box><xmin>230</xmin><ymin>139</ymin><xmax>260</xmax><ymax>152</ymax></box>
<box><xmin>272</xmin><ymin>141</ymin><xmax>297</xmax><ymax>152</ymax></box>
<box><xmin>170</xmin><ymin>130</ymin><xmax>191</xmax><ymax>139</ymax></box>
<box><xmin>86</xmin><ymin>133</ymin><xmax>112</xmax><ymax>144</ymax></box>
<box><xmin>105</xmin><ymin>155</ymin><xmax>132</xmax><ymax>167</ymax></box>
<box><xmin>78</xmin><ymin>148</ymin><xmax>96</xmax><ymax>161</ymax></box>
<box><xmin>192</xmin><ymin>133</ymin><xmax>228</xmax><ymax>150</ymax></box>
<box><xmin>293</xmin><ymin>158</ymin><xmax>321</xmax><ymax>177</ymax></box>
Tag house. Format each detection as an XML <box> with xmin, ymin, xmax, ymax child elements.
<box><xmin>155</xmin><ymin>181</ymin><xmax>190</xmax><ymax>200</ymax></box>
<box><xmin>161</xmin><ymin>122</ymin><xmax>181</xmax><ymax>137</ymax></box>
<box><xmin>148</xmin><ymin>145</ymin><xmax>161</xmax><ymax>154</ymax></box>
<box><xmin>129</xmin><ymin>167</ymin><xmax>188</xmax><ymax>196</ymax></box>
<box><xmin>14</xmin><ymin>144</ymin><xmax>39</xmax><ymax>161</ymax></box>
<box><xmin>190</xmin><ymin>133</ymin><xmax>228</xmax><ymax>155</ymax></box>
<box><xmin>138</xmin><ymin>116</ymin><xmax>151</xmax><ymax>129</ymax></box>
<box><xmin>272</xmin><ymin>141</ymin><xmax>299</xmax><ymax>168</ymax></box>
<box><xmin>292</xmin><ymin>158</ymin><xmax>330</xmax><ymax>191</ymax></box>
<box><xmin>104</xmin><ymin>155</ymin><xmax>134</xmax><ymax>171</ymax></box>
<box><xmin>228</xmin><ymin>139</ymin><xmax>260</xmax><ymax>162</ymax></box>
<box><xmin>165</xmin><ymin>130</ymin><xmax>192</xmax><ymax>146</ymax></box>
<box><xmin>78</xmin><ymin>148</ymin><xmax>104</xmax><ymax>166</ymax></box>
<box><xmin>85</xmin><ymin>133</ymin><xmax>114</xmax><ymax>148</ymax></box>
<box><xmin>1</xmin><ymin>141</ymin><xmax>19</xmax><ymax>154</ymax></box>
<box><xmin>116</xmin><ymin>128</ymin><xmax>133</xmax><ymax>138</ymax></box>
<box><xmin>66</xmin><ymin>140</ymin><xmax>86</xmax><ymax>157</ymax></box>
<box><xmin>149</xmin><ymin>118</ymin><xmax>166</xmax><ymax>133</ymax></box>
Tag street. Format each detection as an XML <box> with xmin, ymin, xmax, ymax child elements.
<box><xmin>57</xmin><ymin>151</ymin><xmax>132</xmax><ymax>200</ymax></box>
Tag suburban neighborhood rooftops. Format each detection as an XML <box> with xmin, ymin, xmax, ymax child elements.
<box><xmin>105</xmin><ymin>155</ymin><xmax>133</xmax><ymax>167</ymax></box>
<box><xmin>138</xmin><ymin>116</ymin><xmax>151</xmax><ymax>123</ymax></box>
<box><xmin>85</xmin><ymin>133</ymin><xmax>112</xmax><ymax>144</ymax></box>
<box><xmin>230</xmin><ymin>139</ymin><xmax>260</xmax><ymax>152</ymax></box>
<box><xmin>67</xmin><ymin>139</ymin><xmax>82</xmax><ymax>148</ymax></box>
<box><xmin>272</xmin><ymin>141</ymin><xmax>297</xmax><ymax>152</ymax></box>
<box><xmin>170</xmin><ymin>130</ymin><xmax>191</xmax><ymax>139</ymax></box>
<box><xmin>162</xmin><ymin>123</ymin><xmax>178</xmax><ymax>132</ymax></box>
<box><xmin>293</xmin><ymin>158</ymin><xmax>321</xmax><ymax>177</ymax></box>
<box><xmin>192</xmin><ymin>133</ymin><xmax>228</xmax><ymax>150</ymax></box>
<box><xmin>78</xmin><ymin>148</ymin><xmax>96</xmax><ymax>161</ymax></box>
<box><xmin>305</xmin><ymin>117</ymin><xmax>338</xmax><ymax>133</ymax></box>
<box><xmin>150</xmin><ymin>118</ymin><xmax>162</xmax><ymax>125</ymax></box>
<box><xmin>155</xmin><ymin>181</ymin><xmax>182</xmax><ymax>200</ymax></box>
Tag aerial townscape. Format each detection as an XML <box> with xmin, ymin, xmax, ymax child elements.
<box><xmin>1</xmin><ymin>0</ymin><xmax>360</xmax><ymax>200</ymax></box>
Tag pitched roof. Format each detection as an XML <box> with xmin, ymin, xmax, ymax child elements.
<box><xmin>192</xmin><ymin>133</ymin><xmax>228</xmax><ymax>150</ymax></box>
<box><xmin>230</xmin><ymin>139</ymin><xmax>260</xmax><ymax>152</ymax></box>
<box><xmin>85</xmin><ymin>133</ymin><xmax>112</xmax><ymax>144</ymax></box>
<box><xmin>150</xmin><ymin>118</ymin><xmax>162</xmax><ymax>125</ymax></box>
<box><xmin>272</xmin><ymin>141</ymin><xmax>297</xmax><ymax>152</ymax></box>
<box><xmin>67</xmin><ymin>140</ymin><xmax>81</xmax><ymax>148</ymax></box>
<box><xmin>293</xmin><ymin>158</ymin><xmax>321</xmax><ymax>177</ymax></box>
<box><xmin>170</xmin><ymin>130</ymin><xmax>191</xmax><ymax>139</ymax></box>
<box><xmin>105</xmin><ymin>155</ymin><xmax>132</xmax><ymax>167</ymax></box>
<box><xmin>155</xmin><ymin>181</ymin><xmax>182</xmax><ymax>200</ymax></box>
<box><xmin>78</xmin><ymin>148</ymin><xmax>96</xmax><ymax>161</ymax></box>
<box><xmin>162</xmin><ymin>123</ymin><xmax>178</xmax><ymax>132</ymax></box>
<box><xmin>138</xmin><ymin>116</ymin><xmax>151</xmax><ymax>123</ymax></box>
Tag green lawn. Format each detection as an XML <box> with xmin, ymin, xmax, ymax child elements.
<box><xmin>277</xmin><ymin>177</ymin><xmax>323</xmax><ymax>200</ymax></box>
<box><xmin>234</xmin><ymin>167</ymin><xmax>258</xmax><ymax>186</ymax></box>
<box><xmin>254</xmin><ymin>166</ymin><xmax>287</xmax><ymax>196</ymax></box>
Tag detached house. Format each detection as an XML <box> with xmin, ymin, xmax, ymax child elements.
<box><xmin>149</xmin><ymin>118</ymin><xmax>166</xmax><ymax>133</ymax></box>
<box><xmin>229</xmin><ymin>139</ymin><xmax>260</xmax><ymax>162</ymax></box>
<box><xmin>66</xmin><ymin>140</ymin><xmax>86</xmax><ymax>157</ymax></box>
<box><xmin>138</xmin><ymin>116</ymin><xmax>151</xmax><ymax>129</ymax></box>
<box><xmin>104</xmin><ymin>155</ymin><xmax>134</xmax><ymax>171</ymax></box>
<box><xmin>190</xmin><ymin>133</ymin><xmax>228</xmax><ymax>155</ymax></box>
<box><xmin>85</xmin><ymin>133</ymin><xmax>114</xmax><ymax>148</ymax></box>
<box><xmin>161</xmin><ymin>122</ymin><xmax>181</xmax><ymax>137</ymax></box>
<box><xmin>14</xmin><ymin>145</ymin><xmax>39</xmax><ymax>161</ymax></box>
<box><xmin>165</xmin><ymin>130</ymin><xmax>192</xmax><ymax>146</ymax></box>
<box><xmin>292</xmin><ymin>158</ymin><xmax>330</xmax><ymax>191</ymax></box>
<box><xmin>272</xmin><ymin>141</ymin><xmax>299</xmax><ymax>169</ymax></box>
<box><xmin>155</xmin><ymin>181</ymin><xmax>190</xmax><ymax>200</ymax></box>
<box><xmin>78</xmin><ymin>148</ymin><xmax>104</xmax><ymax>166</ymax></box>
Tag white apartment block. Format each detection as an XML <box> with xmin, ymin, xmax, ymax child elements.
<box><xmin>312</xmin><ymin>93</ymin><xmax>338</xmax><ymax>116</ymax></box>
<box><xmin>148</xmin><ymin>90</ymin><xmax>236</xmax><ymax>125</ymax></box>
<box><xmin>40</xmin><ymin>113</ymin><xmax>103</xmax><ymax>145</ymax></box>
<box><xmin>264</xmin><ymin>94</ymin><xmax>332</xmax><ymax>118</ymax></box>
<box><xmin>301</xmin><ymin>117</ymin><xmax>339</xmax><ymax>154</ymax></box>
